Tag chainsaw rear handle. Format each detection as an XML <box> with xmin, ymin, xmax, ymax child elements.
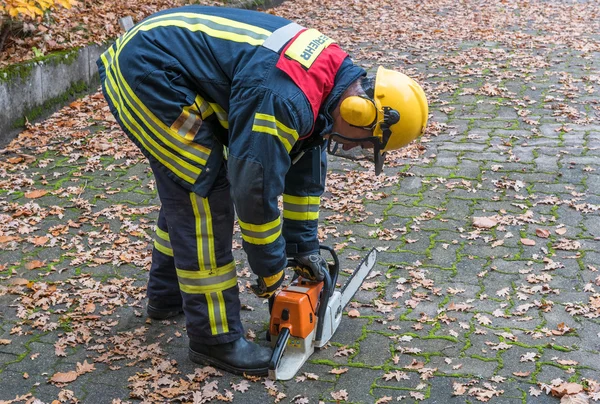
<box><xmin>286</xmin><ymin>245</ymin><xmax>339</xmax><ymax>294</ymax></box>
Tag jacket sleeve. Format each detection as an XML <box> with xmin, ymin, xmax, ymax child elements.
<box><xmin>227</xmin><ymin>89</ymin><xmax>308</xmax><ymax>277</ymax></box>
<box><xmin>282</xmin><ymin>144</ymin><xmax>327</xmax><ymax>257</ymax></box>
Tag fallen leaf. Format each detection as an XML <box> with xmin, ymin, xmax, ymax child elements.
<box><xmin>551</xmin><ymin>382</ymin><xmax>583</xmax><ymax>397</ymax></box>
<box><xmin>331</xmin><ymin>389</ymin><xmax>348</xmax><ymax>401</ymax></box>
<box><xmin>347</xmin><ymin>309</ymin><xmax>360</xmax><ymax>318</ymax></box>
<box><xmin>513</xmin><ymin>371</ymin><xmax>531</xmax><ymax>377</ymax></box>
<box><xmin>473</xmin><ymin>217</ymin><xmax>497</xmax><ymax>229</ymax></box>
<box><xmin>0</xmin><ymin>235</ymin><xmax>20</xmax><ymax>243</ymax></box>
<box><xmin>76</xmin><ymin>360</ymin><xmax>95</xmax><ymax>375</ymax></box>
<box><xmin>0</xmin><ymin>339</ymin><xmax>11</xmax><ymax>345</ymax></box>
<box><xmin>50</xmin><ymin>371</ymin><xmax>78</xmax><ymax>384</ymax></box>
<box><xmin>30</xmin><ymin>236</ymin><xmax>49</xmax><ymax>246</ymax></box>
<box><xmin>231</xmin><ymin>380</ymin><xmax>249</xmax><ymax>392</ymax></box>
<box><xmin>536</xmin><ymin>229</ymin><xmax>550</xmax><ymax>238</ymax></box>
<box><xmin>25</xmin><ymin>260</ymin><xmax>45</xmax><ymax>270</ymax></box>
<box><xmin>556</xmin><ymin>359</ymin><xmax>578</xmax><ymax>366</ymax></box>
<box><xmin>24</xmin><ymin>190</ymin><xmax>48</xmax><ymax>199</ymax></box>
<box><xmin>329</xmin><ymin>368</ymin><xmax>348</xmax><ymax>375</ymax></box>
<box><xmin>521</xmin><ymin>238</ymin><xmax>536</xmax><ymax>246</ymax></box>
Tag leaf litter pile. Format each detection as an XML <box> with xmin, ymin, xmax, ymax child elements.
<box><xmin>1</xmin><ymin>0</ymin><xmax>600</xmax><ymax>403</ymax></box>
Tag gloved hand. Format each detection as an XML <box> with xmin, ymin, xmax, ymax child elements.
<box><xmin>291</xmin><ymin>253</ymin><xmax>327</xmax><ymax>282</ymax></box>
<box><xmin>251</xmin><ymin>270</ymin><xmax>285</xmax><ymax>299</ymax></box>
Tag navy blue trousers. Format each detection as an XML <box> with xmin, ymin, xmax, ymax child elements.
<box><xmin>147</xmin><ymin>160</ymin><xmax>243</xmax><ymax>344</ymax></box>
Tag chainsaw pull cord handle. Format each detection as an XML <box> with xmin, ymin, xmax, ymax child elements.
<box><xmin>268</xmin><ymin>326</ymin><xmax>291</xmax><ymax>375</ymax></box>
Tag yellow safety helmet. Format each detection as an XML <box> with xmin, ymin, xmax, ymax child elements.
<box><xmin>334</xmin><ymin>66</ymin><xmax>428</xmax><ymax>174</ymax></box>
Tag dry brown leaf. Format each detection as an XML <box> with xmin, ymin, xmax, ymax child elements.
<box><xmin>83</xmin><ymin>302</ymin><xmax>96</xmax><ymax>314</ymax></box>
<box><xmin>76</xmin><ymin>360</ymin><xmax>95</xmax><ymax>375</ymax></box>
<box><xmin>560</xmin><ymin>393</ymin><xmax>590</xmax><ymax>404</ymax></box>
<box><xmin>521</xmin><ymin>238</ymin><xmax>536</xmax><ymax>246</ymax></box>
<box><xmin>556</xmin><ymin>359</ymin><xmax>578</xmax><ymax>366</ymax></box>
<box><xmin>50</xmin><ymin>371</ymin><xmax>78</xmax><ymax>384</ymax></box>
<box><xmin>0</xmin><ymin>339</ymin><xmax>11</xmax><ymax>345</ymax></box>
<box><xmin>30</xmin><ymin>236</ymin><xmax>50</xmax><ymax>246</ymax></box>
<box><xmin>24</xmin><ymin>190</ymin><xmax>48</xmax><ymax>199</ymax></box>
<box><xmin>330</xmin><ymin>368</ymin><xmax>348</xmax><ymax>375</ymax></box>
<box><xmin>556</xmin><ymin>228</ymin><xmax>568</xmax><ymax>235</ymax></box>
<box><xmin>7</xmin><ymin>278</ymin><xmax>29</xmax><ymax>285</ymax></box>
<box><xmin>513</xmin><ymin>371</ymin><xmax>531</xmax><ymax>377</ymax></box>
<box><xmin>0</xmin><ymin>235</ymin><xmax>20</xmax><ymax>243</ymax></box>
<box><xmin>331</xmin><ymin>389</ymin><xmax>348</xmax><ymax>401</ymax></box>
<box><xmin>536</xmin><ymin>229</ymin><xmax>550</xmax><ymax>238</ymax></box>
<box><xmin>347</xmin><ymin>309</ymin><xmax>360</xmax><ymax>318</ymax></box>
<box><xmin>25</xmin><ymin>260</ymin><xmax>45</xmax><ymax>270</ymax></box>
<box><xmin>551</xmin><ymin>382</ymin><xmax>584</xmax><ymax>397</ymax></box>
<box><xmin>473</xmin><ymin>217</ymin><xmax>497</xmax><ymax>229</ymax></box>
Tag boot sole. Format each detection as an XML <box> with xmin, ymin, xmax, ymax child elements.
<box><xmin>188</xmin><ymin>347</ymin><xmax>269</xmax><ymax>377</ymax></box>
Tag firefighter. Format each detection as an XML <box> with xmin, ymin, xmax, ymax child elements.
<box><xmin>97</xmin><ymin>5</ymin><xmax>428</xmax><ymax>376</ymax></box>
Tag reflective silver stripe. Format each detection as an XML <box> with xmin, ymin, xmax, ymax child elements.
<box><xmin>178</xmin><ymin>270</ymin><xmax>236</xmax><ymax>288</ymax></box>
<box><xmin>154</xmin><ymin>236</ymin><xmax>172</xmax><ymax>251</ymax></box>
<box><xmin>240</xmin><ymin>223</ymin><xmax>281</xmax><ymax>240</ymax></box>
<box><xmin>262</xmin><ymin>22</ymin><xmax>304</xmax><ymax>52</ymax></box>
<box><xmin>283</xmin><ymin>201</ymin><xmax>319</xmax><ymax>214</ymax></box>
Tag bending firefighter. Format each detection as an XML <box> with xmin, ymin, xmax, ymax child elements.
<box><xmin>97</xmin><ymin>5</ymin><xmax>428</xmax><ymax>376</ymax></box>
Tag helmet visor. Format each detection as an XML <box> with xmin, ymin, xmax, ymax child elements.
<box><xmin>326</xmin><ymin>133</ymin><xmax>387</xmax><ymax>175</ymax></box>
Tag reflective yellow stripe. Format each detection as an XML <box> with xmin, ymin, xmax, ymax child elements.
<box><xmin>283</xmin><ymin>194</ymin><xmax>320</xmax><ymax>221</ymax></box>
<box><xmin>206</xmin><ymin>293</ymin><xmax>218</xmax><ymax>335</ymax></box>
<box><xmin>238</xmin><ymin>216</ymin><xmax>281</xmax><ymax>245</ymax></box>
<box><xmin>156</xmin><ymin>226</ymin><xmax>170</xmax><ymax>242</ymax></box>
<box><xmin>100</xmin><ymin>52</ymin><xmax>199</xmax><ymax>184</ymax></box>
<box><xmin>154</xmin><ymin>225</ymin><xmax>173</xmax><ymax>256</ymax></box>
<box><xmin>209</xmin><ymin>102</ymin><xmax>229</xmax><ymax>129</ymax></box>
<box><xmin>217</xmin><ymin>292</ymin><xmax>229</xmax><ymax>333</ymax></box>
<box><xmin>111</xmin><ymin>56</ymin><xmax>212</xmax><ymax>163</ymax></box>
<box><xmin>154</xmin><ymin>240</ymin><xmax>174</xmax><ymax>256</ymax></box>
<box><xmin>193</xmin><ymin>95</ymin><xmax>214</xmax><ymax>120</ymax></box>
<box><xmin>252</xmin><ymin>113</ymin><xmax>299</xmax><ymax>153</ymax></box>
<box><xmin>190</xmin><ymin>193</ymin><xmax>217</xmax><ymax>271</ymax></box>
<box><xmin>177</xmin><ymin>262</ymin><xmax>237</xmax><ymax>293</ymax></box>
<box><xmin>129</xmin><ymin>13</ymin><xmax>271</xmax><ymax>46</ymax></box>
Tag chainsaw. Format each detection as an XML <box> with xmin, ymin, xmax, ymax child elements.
<box><xmin>267</xmin><ymin>246</ymin><xmax>377</xmax><ymax>380</ymax></box>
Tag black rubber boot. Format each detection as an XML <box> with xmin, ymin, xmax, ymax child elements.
<box><xmin>189</xmin><ymin>337</ymin><xmax>272</xmax><ymax>376</ymax></box>
<box><xmin>146</xmin><ymin>300</ymin><xmax>183</xmax><ymax>320</ymax></box>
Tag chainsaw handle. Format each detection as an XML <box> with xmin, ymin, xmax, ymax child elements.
<box><xmin>318</xmin><ymin>245</ymin><xmax>339</xmax><ymax>294</ymax></box>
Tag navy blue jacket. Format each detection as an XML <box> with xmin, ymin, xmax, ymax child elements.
<box><xmin>97</xmin><ymin>6</ymin><xmax>365</xmax><ymax>276</ymax></box>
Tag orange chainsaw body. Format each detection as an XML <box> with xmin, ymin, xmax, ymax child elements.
<box><xmin>269</xmin><ymin>279</ymin><xmax>324</xmax><ymax>339</ymax></box>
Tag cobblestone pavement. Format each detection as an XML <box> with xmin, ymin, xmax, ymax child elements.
<box><xmin>1</xmin><ymin>1</ymin><xmax>600</xmax><ymax>403</ymax></box>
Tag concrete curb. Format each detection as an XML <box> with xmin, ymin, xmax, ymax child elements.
<box><xmin>0</xmin><ymin>44</ymin><xmax>108</xmax><ymax>146</ymax></box>
<box><xmin>0</xmin><ymin>0</ymin><xmax>287</xmax><ymax>147</ymax></box>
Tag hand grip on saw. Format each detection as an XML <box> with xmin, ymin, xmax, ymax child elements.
<box><xmin>287</xmin><ymin>245</ymin><xmax>339</xmax><ymax>295</ymax></box>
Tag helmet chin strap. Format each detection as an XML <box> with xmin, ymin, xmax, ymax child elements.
<box><xmin>326</xmin><ymin>132</ymin><xmax>387</xmax><ymax>175</ymax></box>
